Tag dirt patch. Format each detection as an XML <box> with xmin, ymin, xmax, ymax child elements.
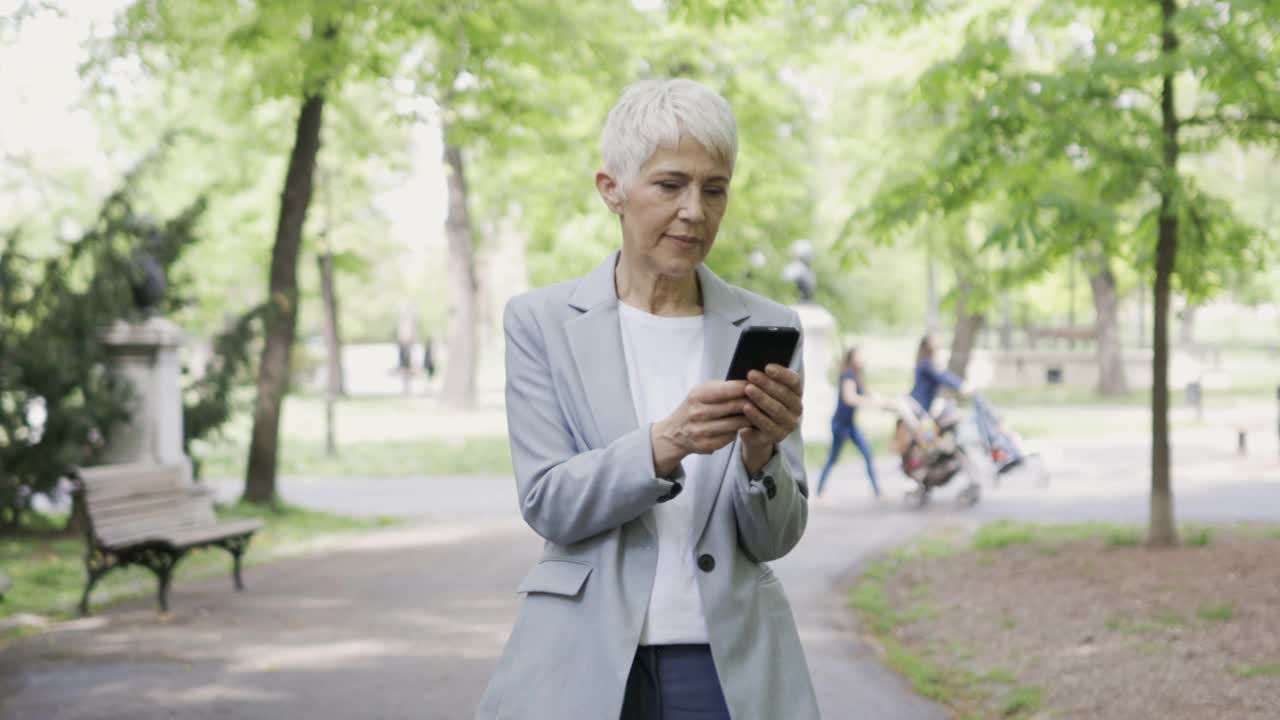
<box><xmin>874</xmin><ymin>528</ymin><xmax>1280</xmax><ymax>719</ymax></box>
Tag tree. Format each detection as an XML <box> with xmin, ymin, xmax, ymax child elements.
<box><xmin>403</xmin><ymin>0</ymin><xmax>643</xmax><ymax>407</ymax></box>
<box><xmin>863</xmin><ymin>0</ymin><xmax>1280</xmax><ymax>545</ymax></box>
<box><xmin>105</xmin><ymin>0</ymin><xmax>438</xmax><ymax>504</ymax></box>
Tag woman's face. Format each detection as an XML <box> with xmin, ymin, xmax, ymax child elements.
<box><xmin>599</xmin><ymin>134</ymin><xmax>732</xmax><ymax>279</ymax></box>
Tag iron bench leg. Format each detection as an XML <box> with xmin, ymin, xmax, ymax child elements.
<box><xmin>217</xmin><ymin>535</ymin><xmax>253</xmax><ymax>590</ymax></box>
<box><xmin>80</xmin><ymin>548</ymin><xmax>118</xmax><ymax>616</ymax></box>
<box><xmin>131</xmin><ymin>545</ymin><xmax>185</xmax><ymax>613</ymax></box>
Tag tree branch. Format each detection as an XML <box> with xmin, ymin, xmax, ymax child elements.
<box><xmin>1182</xmin><ymin>111</ymin><xmax>1280</xmax><ymax>130</ymax></box>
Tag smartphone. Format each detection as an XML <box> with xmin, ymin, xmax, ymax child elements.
<box><xmin>725</xmin><ymin>325</ymin><xmax>801</xmax><ymax>381</ymax></box>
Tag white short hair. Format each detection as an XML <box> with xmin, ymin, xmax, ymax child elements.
<box><xmin>599</xmin><ymin>78</ymin><xmax>738</xmax><ymax>196</ymax></box>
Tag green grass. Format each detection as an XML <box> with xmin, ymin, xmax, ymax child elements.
<box><xmin>1001</xmin><ymin>686</ymin><xmax>1043</xmax><ymax>717</ymax></box>
<box><xmin>974</xmin><ymin>521</ymin><xmax>1038</xmax><ymax>550</ymax></box>
<box><xmin>851</xmin><ymin>520</ymin><xmax>1280</xmax><ymax>718</ymax></box>
<box><xmin>1197</xmin><ymin>604</ymin><xmax>1235</xmax><ymax>622</ymax></box>
<box><xmin>971</xmin><ymin>520</ymin><xmax>1240</xmax><ymax>553</ymax></box>
<box><xmin>1185</xmin><ymin>526</ymin><xmax>1214</xmax><ymax>547</ymax></box>
<box><xmin>1153</xmin><ymin>611</ymin><xmax>1189</xmax><ymax>627</ymax></box>
<box><xmin>979</xmin><ymin>668</ymin><xmax>1018</xmax><ymax>685</ymax></box>
<box><xmin>195</xmin><ymin>436</ymin><xmax>513</xmax><ymax>479</ymax></box>
<box><xmin>1106</xmin><ymin>527</ymin><xmax>1141</xmax><ymax>547</ymax></box>
<box><xmin>1104</xmin><ymin>616</ymin><xmax>1159</xmax><ymax>635</ymax></box>
<box><xmin>0</xmin><ymin>505</ymin><xmax>398</xmax><ymax>625</ymax></box>
<box><xmin>849</xmin><ymin>545</ymin><xmax>1040</xmax><ymax>719</ymax></box>
<box><xmin>1234</xmin><ymin>663</ymin><xmax>1280</xmax><ymax>678</ymax></box>
<box><xmin>882</xmin><ymin>636</ymin><xmax>954</xmax><ymax>701</ymax></box>
<box><xmin>849</xmin><ymin>579</ymin><xmax>895</xmax><ymax>634</ymax></box>
<box><xmin>973</xmin><ymin>520</ymin><xmax>1147</xmax><ymax>551</ymax></box>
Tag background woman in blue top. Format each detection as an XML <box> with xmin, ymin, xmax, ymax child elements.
<box><xmin>816</xmin><ymin>348</ymin><xmax>881</xmax><ymax>498</ymax></box>
<box><xmin>892</xmin><ymin>334</ymin><xmax>971</xmax><ymax>460</ymax></box>
<box><xmin>910</xmin><ymin>334</ymin><xmax>969</xmax><ymax>414</ymax></box>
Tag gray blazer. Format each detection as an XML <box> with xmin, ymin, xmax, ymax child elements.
<box><xmin>476</xmin><ymin>252</ymin><xmax>820</xmax><ymax>720</ymax></box>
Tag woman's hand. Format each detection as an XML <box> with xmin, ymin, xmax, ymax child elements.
<box><xmin>741</xmin><ymin>364</ymin><xmax>803</xmax><ymax>473</ymax></box>
<box><xmin>652</xmin><ymin>381</ymin><xmax>753</xmax><ymax>477</ymax></box>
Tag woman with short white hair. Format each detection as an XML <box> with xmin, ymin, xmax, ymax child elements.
<box><xmin>476</xmin><ymin>78</ymin><xmax>819</xmax><ymax>720</ymax></box>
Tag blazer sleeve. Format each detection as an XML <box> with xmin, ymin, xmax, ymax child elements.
<box><xmin>503</xmin><ymin>298</ymin><xmax>683</xmax><ymax>547</ymax></box>
<box><xmin>730</xmin><ymin>312</ymin><xmax>809</xmax><ymax>563</ymax></box>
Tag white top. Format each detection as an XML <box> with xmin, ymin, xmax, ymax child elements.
<box><xmin>618</xmin><ymin>301</ymin><xmax>710</xmax><ymax>646</ymax></box>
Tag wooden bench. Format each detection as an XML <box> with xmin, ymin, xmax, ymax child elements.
<box><xmin>69</xmin><ymin>463</ymin><xmax>263</xmax><ymax>615</ymax></box>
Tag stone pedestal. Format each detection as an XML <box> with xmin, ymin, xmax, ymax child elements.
<box><xmin>792</xmin><ymin>303</ymin><xmax>838</xmax><ymax>445</ymax></box>
<box><xmin>100</xmin><ymin>317</ymin><xmax>192</xmax><ymax>484</ymax></box>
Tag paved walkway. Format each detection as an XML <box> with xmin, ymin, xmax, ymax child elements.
<box><xmin>2</xmin><ymin>428</ymin><xmax>1277</xmax><ymax>719</ymax></box>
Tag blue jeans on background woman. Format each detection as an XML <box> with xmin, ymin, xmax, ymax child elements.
<box><xmin>816</xmin><ymin>421</ymin><xmax>879</xmax><ymax>497</ymax></box>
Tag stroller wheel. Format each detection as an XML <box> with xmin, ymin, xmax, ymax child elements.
<box><xmin>956</xmin><ymin>483</ymin><xmax>981</xmax><ymax>507</ymax></box>
<box><xmin>905</xmin><ymin>487</ymin><xmax>928</xmax><ymax>508</ymax></box>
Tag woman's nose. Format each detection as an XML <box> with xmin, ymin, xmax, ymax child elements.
<box><xmin>677</xmin><ymin>189</ymin><xmax>705</xmax><ymax>222</ymax></box>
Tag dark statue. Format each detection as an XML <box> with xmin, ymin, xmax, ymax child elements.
<box><xmin>129</xmin><ymin>224</ymin><xmax>167</xmax><ymax>315</ymax></box>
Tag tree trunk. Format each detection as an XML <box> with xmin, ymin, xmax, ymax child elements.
<box><xmin>439</xmin><ymin>130</ymin><xmax>479</xmax><ymax>409</ymax></box>
<box><xmin>243</xmin><ymin>93</ymin><xmax>325</xmax><ymax>505</ymax></box>
<box><xmin>947</xmin><ymin>280</ymin><xmax>985</xmax><ymax>378</ymax></box>
<box><xmin>317</xmin><ymin>251</ymin><xmax>346</xmax><ymax>398</ymax></box>
<box><xmin>1136</xmin><ymin>274</ymin><xmax>1147</xmax><ymax>347</ymax></box>
<box><xmin>1067</xmin><ymin>250</ymin><xmax>1078</xmax><ymax>349</ymax></box>
<box><xmin>1150</xmin><ymin>0</ymin><xmax>1180</xmax><ymax>547</ymax></box>
<box><xmin>318</xmin><ymin>251</ymin><xmax>342</xmax><ymax>457</ymax></box>
<box><xmin>1089</xmin><ymin>259</ymin><xmax>1128</xmax><ymax>396</ymax></box>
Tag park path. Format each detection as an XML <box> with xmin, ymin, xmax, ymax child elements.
<box><xmin>2</xmin><ymin>427</ymin><xmax>1278</xmax><ymax>719</ymax></box>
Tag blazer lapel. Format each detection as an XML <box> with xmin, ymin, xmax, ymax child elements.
<box><xmin>563</xmin><ymin>253</ymin><xmax>751</xmax><ymax>543</ymax></box>
<box><xmin>564</xmin><ymin>252</ymin><xmax>638</xmax><ymax>447</ymax></box>
<box><xmin>690</xmin><ymin>264</ymin><xmax>751</xmax><ymax>544</ymax></box>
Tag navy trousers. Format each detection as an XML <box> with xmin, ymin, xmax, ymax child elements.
<box><xmin>620</xmin><ymin>644</ymin><xmax>731</xmax><ymax>720</ymax></box>
<box><xmin>816</xmin><ymin>421</ymin><xmax>880</xmax><ymax>497</ymax></box>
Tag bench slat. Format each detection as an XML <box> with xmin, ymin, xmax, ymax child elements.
<box><xmin>101</xmin><ymin>519</ymin><xmax>264</xmax><ymax>550</ymax></box>
<box><xmin>75</xmin><ymin>464</ymin><xmax>256</xmax><ymax>552</ymax></box>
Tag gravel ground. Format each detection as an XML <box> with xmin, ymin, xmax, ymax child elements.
<box><xmin>882</xmin><ymin>530</ymin><xmax>1280</xmax><ymax>719</ymax></box>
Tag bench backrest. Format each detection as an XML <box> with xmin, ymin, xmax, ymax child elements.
<box><xmin>76</xmin><ymin>464</ymin><xmax>215</xmax><ymax>547</ymax></box>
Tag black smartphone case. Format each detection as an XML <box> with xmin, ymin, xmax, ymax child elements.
<box><xmin>725</xmin><ymin>326</ymin><xmax>801</xmax><ymax>381</ymax></box>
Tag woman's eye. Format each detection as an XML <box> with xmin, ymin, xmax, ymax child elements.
<box><xmin>658</xmin><ymin>182</ymin><xmax>681</xmax><ymax>191</ymax></box>
<box><xmin>705</xmin><ymin>187</ymin><xmax>726</xmax><ymax>197</ymax></box>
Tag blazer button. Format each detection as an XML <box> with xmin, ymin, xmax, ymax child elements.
<box><xmin>697</xmin><ymin>553</ymin><xmax>716</xmax><ymax>573</ymax></box>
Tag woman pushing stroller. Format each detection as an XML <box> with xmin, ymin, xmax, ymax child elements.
<box><xmin>892</xmin><ymin>334</ymin><xmax>971</xmax><ymax>466</ymax></box>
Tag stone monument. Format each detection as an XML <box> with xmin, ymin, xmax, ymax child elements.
<box><xmin>783</xmin><ymin>240</ymin><xmax>837</xmax><ymax>443</ymax></box>
<box><xmin>99</xmin><ymin>245</ymin><xmax>193</xmax><ymax>484</ymax></box>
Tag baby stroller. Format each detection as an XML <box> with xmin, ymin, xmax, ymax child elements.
<box><xmin>892</xmin><ymin>397</ymin><xmax>982</xmax><ymax>508</ymax></box>
<box><xmin>972</xmin><ymin>395</ymin><xmax>1048</xmax><ymax>487</ymax></box>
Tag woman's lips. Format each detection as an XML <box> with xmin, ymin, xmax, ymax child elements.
<box><xmin>664</xmin><ymin>233</ymin><xmax>700</xmax><ymax>247</ymax></box>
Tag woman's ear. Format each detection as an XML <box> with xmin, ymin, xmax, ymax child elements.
<box><xmin>595</xmin><ymin>171</ymin><xmax>622</xmax><ymax>214</ymax></box>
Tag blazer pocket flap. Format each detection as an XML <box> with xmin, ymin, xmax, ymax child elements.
<box><xmin>516</xmin><ymin>560</ymin><xmax>593</xmax><ymax>597</ymax></box>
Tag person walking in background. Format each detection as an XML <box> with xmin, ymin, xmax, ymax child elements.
<box><xmin>421</xmin><ymin>335</ymin><xmax>436</xmax><ymax>393</ymax></box>
<box><xmin>910</xmin><ymin>333</ymin><xmax>970</xmax><ymax>414</ymax></box>
<box><xmin>893</xmin><ymin>333</ymin><xmax>971</xmax><ymax>459</ymax></box>
<box><xmin>816</xmin><ymin>347</ymin><xmax>881</xmax><ymax>498</ymax></box>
